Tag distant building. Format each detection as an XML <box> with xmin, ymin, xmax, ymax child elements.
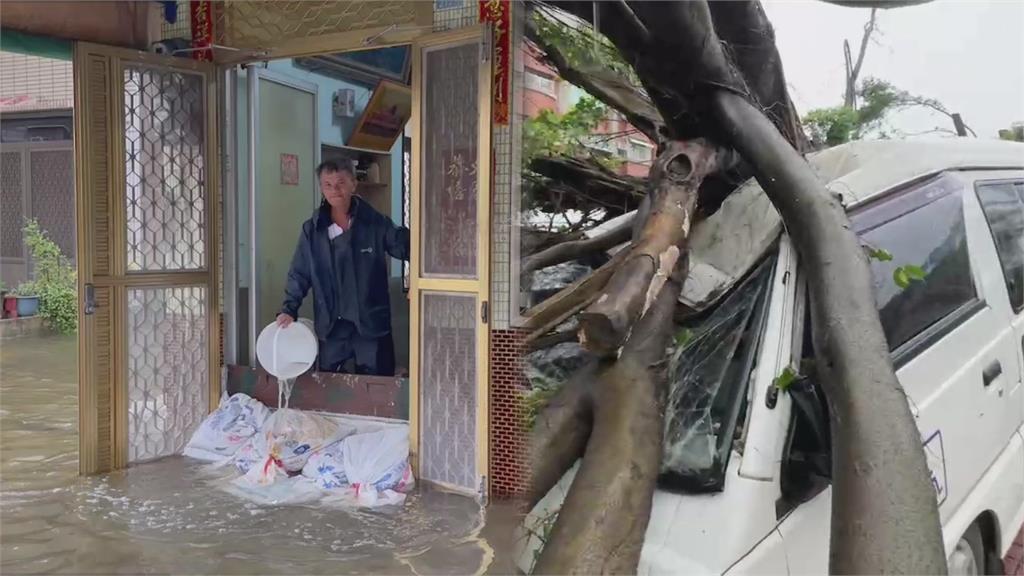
<box><xmin>0</xmin><ymin>50</ymin><xmax>76</xmax><ymax>286</ymax></box>
<box><xmin>519</xmin><ymin>42</ymin><xmax>655</xmax><ymax>178</ymax></box>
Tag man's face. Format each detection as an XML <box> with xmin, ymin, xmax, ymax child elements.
<box><xmin>320</xmin><ymin>169</ymin><xmax>356</xmax><ymax>207</ymax></box>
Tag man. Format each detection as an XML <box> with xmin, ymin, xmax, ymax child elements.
<box><xmin>276</xmin><ymin>159</ymin><xmax>409</xmax><ymax>376</ymax></box>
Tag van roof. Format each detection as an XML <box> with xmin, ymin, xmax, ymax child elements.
<box><xmin>584</xmin><ymin>138</ymin><xmax>1024</xmax><ymax>311</ymax></box>
<box><xmin>809</xmin><ymin>138</ymin><xmax>1024</xmax><ymax>206</ymax></box>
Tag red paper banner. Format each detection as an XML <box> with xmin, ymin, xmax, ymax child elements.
<box><xmin>479</xmin><ymin>0</ymin><xmax>510</xmax><ymax>125</ymax></box>
<box><xmin>190</xmin><ymin>0</ymin><xmax>214</xmax><ymax>62</ymax></box>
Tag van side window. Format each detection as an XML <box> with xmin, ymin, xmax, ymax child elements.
<box><xmin>851</xmin><ymin>173</ymin><xmax>978</xmax><ymax>353</ymax></box>
<box><xmin>975</xmin><ymin>181</ymin><xmax>1024</xmax><ymax>313</ymax></box>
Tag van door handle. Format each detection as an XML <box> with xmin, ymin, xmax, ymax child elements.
<box><xmin>982</xmin><ymin>360</ymin><xmax>1002</xmax><ymax>387</ymax></box>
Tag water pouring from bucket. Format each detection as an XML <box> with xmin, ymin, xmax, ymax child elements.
<box><xmin>256</xmin><ymin>318</ymin><xmax>317</xmax><ymax>408</ymax></box>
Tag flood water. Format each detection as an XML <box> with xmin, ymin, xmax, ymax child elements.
<box><xmin>1</xmin><ymin>335</ymin><xmax>518</xmax><ymax>574</ymax></box>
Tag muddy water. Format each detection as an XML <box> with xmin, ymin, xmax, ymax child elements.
<box><xmin>1</xmin><ymin>335</ymin><xmax>516</xmax><ymax>574</ymax></box>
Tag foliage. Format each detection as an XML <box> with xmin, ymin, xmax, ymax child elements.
<box><xmin>522</xmin><ymin>385</ymin><xmax>560</xmax><ymax>430</ymax></box>
<box><xmin>865</xmin><ymin>246</ymin><xmax>893</xmax><ymax>262</ymax></box>
<box><xmin>772</xmin><ymin>366</ymin><xmax>798</xmax><ymax>392</ymax></box>
<box><xmin>523</xmin><ymin>96</ymin><xmax>615</xmax><ymax>165</ymax></box>
<box><xmin>893</xmin><ymin>264</ymin><xmax>926</xmax><ymax>289</ymax></box>
<box><xmin>803</xmin><ymin>77</ymin><xmax>963</xmax><ymax>146</ymax></box>
<box><xmin>531</xmin><ymin>8</ymin><xmax>642</xmax><ymax>90</ymax></box>
<box><xmin>21</xmin><ymin>219</ymin><xmax>77</xmax><ymax>333</ymax></box>
<box><xmin>803</xmin><ymin>106</ymin><xmax>861</xmax><ymax>147</ymax></box>
<box><xmin>998</xmin><ymin>124</ymin><xmax>1024</xmax><ymax>142</ymax></box>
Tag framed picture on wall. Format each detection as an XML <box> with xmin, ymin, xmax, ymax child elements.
<box><xmin>347</xmin><ymin>80</ymin><xmax>411</xmax><ymax>152</ymax></box>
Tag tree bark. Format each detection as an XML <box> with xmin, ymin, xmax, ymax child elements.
<box><xmin>712</xmin><ymin>90</ymin><xmax>946</xmax><ymax>575</ymax></box>
<box><xmin>534</xmin><ymin>275</ymin><xmax>680</xmax><ymax>575</ymax></box>
<box><xmin>522</xmin><ymin>248</ymin><xmax>630</xmax><ymax>343</ymax></box>
<box><xmin>844</xmin><ymin>8</ymin><xmax>876</xmax><ymax>108</ymax></box>
<box><xmin>578</xmin><ymin>140</ymin><xmax>721</xmax><ymax>356</ymax></box>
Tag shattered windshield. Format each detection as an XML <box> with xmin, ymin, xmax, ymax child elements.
<box><xmin>659</xmin><ymin>254</ymin><xmax>776</xmax><ymax>493</ymax></box>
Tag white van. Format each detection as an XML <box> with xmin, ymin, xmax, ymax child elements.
<box><xmin>517</xmin><ymin>140</ymin><xmax>1024</xmax><ymax>575</ymax></box>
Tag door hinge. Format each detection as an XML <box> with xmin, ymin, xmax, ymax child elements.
<box><xmin>83</xmin><ymin>283</ymin><xmax>97</xmax><ymax>315</ymax></box>
<box><xmin>481</xmin><ymin>300</ymin><xmax>489</xmax><ymax>325</ymax></box>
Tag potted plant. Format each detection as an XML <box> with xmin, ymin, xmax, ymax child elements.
<box><xmin>13</xmin><ymin>281</ymin><xmax>39</xmax><ymax>318</ymax></box>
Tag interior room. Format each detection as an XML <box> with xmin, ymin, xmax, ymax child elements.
<box><xmin>229</xmin><ymin>44</ymin><xmax>413</xmax><ymax>392</ymax></box>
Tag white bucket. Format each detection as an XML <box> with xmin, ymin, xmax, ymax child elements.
<box><xmin>256</xmin><ymin>318</ymin><xmax>318</xmax><ymax>380</ymax></box>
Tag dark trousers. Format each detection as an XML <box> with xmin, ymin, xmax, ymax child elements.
<box><xmin>318</xmin><ymin>320</ymin><xmax>395</xmax><ymax>376</ymax></box>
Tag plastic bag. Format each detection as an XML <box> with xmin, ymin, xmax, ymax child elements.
<box><xmin>184</xmin><ymin>393</ymin><xmax>270</xmax><ymax>462</ymax></box>
<box><xmin>302</xmin><ymin>440</ymin><xmax>347</xmax><ymax>489</ymax></box>
<box><xmin>341</xmin><ymin>426</ymin><xmax>415</xmax><ymax>505</ymax></box>
<box><xmin>242</xmin><ymin>408</ymin><xmax>354</xmax><ymax>485</ymax></box>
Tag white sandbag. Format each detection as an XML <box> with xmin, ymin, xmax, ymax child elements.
<box><xmin>183</xmin><ymin>393</ymin><xmax>270</xmax><ymax>462</ymax></box>
<box><xmin>241</xmin><ymin>408</ymin><xmax>356</xmax><ymax>485</ymax></box>
<box><xmin>302</xmin><ymin>440</ymin><xmax>347</xmax><ymax>489</ymax></box>
<box><xmin>341</xmin><ymin>426</ymin><xmax>415</xmax><ymax>505</ymax></box>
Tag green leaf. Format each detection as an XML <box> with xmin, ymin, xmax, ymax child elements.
<box><xmin>866</xmin><ymin>247</ymin><xmax>893</xmax><ymax>262</ymax></box>
<box><xmin>674</xmin><ymin>328</ymin><xmax>694</xmax><ymax>348</ymax></box>
<box><xmin>894</xmin><ymin>267</ymin><xmax>911</xmax><ymax>289</ymax></box>
<box><xmin>893</xmin><ymin>264</ymin><xmax>926</xmax><ymax>290</ymax></box>
<box><xmin>773</xmin><ymin>366</ymin><xmax>798</xmax><ymax>392</ymax></box>
<box><xmin>904</xmin><ymin>264</ymin><xmax>927</xmax><ymax>280</ymax></box>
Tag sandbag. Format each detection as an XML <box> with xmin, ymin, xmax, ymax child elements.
<box><xmin>341</xmin><ymin>426</ymin><xmax>415</xmax><ymax>505</ymax></box>
<box><xmin>302</xmin><ymin>440</ymin><xmax>347</xmax><ymax>489</ymax></box>
<box><xmin>183</xmin><ymin>393</ymin><xmax>270</xmax><ymax>462</ymax></box>
<box><xmin>240</xmin><ymin>408</ymin><xmax>355</xmax><ymax>485</ymax></box>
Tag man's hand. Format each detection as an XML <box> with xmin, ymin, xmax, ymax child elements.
<box><xmin>276</xmin><ymin>313</ymin><xmax>294</xmax><ymax>328</ymax></box>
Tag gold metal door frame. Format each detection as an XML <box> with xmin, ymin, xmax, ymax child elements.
<box><xmin>74</xmin><ymin>42</ymin><xmax>220</xmax><ymax>473</ymax></box>
<box><xmin>408</xmin><ymin>25</ymin><xmax>492</xmax><ymax>494</ymax></box>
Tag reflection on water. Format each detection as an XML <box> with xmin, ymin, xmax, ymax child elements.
<box><xmin>1</xmin><ymin>335</ymin><xmax>510</xmax><ymax>574</ymax></box>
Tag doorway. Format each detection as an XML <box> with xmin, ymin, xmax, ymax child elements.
<box><xmin>223</xmin><ymin>28</ymin><xmax>492</xmax><ymax>495</ymax></box>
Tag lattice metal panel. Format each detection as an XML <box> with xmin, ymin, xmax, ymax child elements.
<box><xmin>29</xmin><ymin>149</ymin><xmax>76</xmax><ymax>264</ymax></box>
<box><xmin>160</xmin><ymin>0</ymin><xmax>194</xmax><ymax>42</ymax></box>
<box><xmin>491</xmin><ymin>124</ymin><xmax>512</xmax><ymax>328</ymax></box>
<box><xmin>1</xmin><ymin>151</ymin><xmax>25</xmax><ymax>258</ymax></box>
<box><xmin>124</xmin><ymin>65</ymin><xmax>207</xmax><ymax>272</ymax></box>
<box><xmin>0</xmin><ymin>52</ymin><xmax>73</xmax><ymax>113</ymax></box>
<box><xmin>127</xmin><ymin>286</ymin><xmax>208</xmax><ymax>463</ymax></box>
<box><xmin>421</xmin><ymin>42</ymin><xmax>479</xmax><ymax>278</ymax></box>
<box><xmin>433</xmin><ymin>0</ymin><xmax>478</xmax><ymax>32</ymax></box>
<box><xmin>216</xmin><ymin>1</ymin><xmax>425</xmax><ymax>50</ymax></box>
<box><xmin>420</xmin><ymin>291</ymin><xmax>478</xmax><ymax>490</ymax></box>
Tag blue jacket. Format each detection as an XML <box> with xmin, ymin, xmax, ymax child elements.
<box><xmin>281</xmin><ymin>197</ymin><xmax>410</xmax><ymax>339</ymax></box>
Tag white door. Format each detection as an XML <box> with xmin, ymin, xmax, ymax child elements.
<box><xmin>850</xmin><ymin>171</ymin><xmax>1021</xmax><ymax>523</ymax></box>
<box><xmin>972</xmin><ymin>174</ymin><xmax>1024</xmax><ymax>425</ymax></box>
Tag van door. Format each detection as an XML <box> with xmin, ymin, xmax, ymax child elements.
<box><xmin>971</xmin><ymin>174</ymin><xmax>1024</xmax><ymax>433</ymax></box>
<box><xmin>848</xmin><ymin>171</ymin><xmax>1021</xmax><ymax>526</ymax></box>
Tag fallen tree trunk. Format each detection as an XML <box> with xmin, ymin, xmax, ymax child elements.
<box><xmin>578</xmin><ymin>140</ymin><xmax>722</xmax><ymax>356</ymax></box>
<box><xmin>534</xmin><ymin>272</ymin><xmax>681</xmax><ymax>574</ymax></box>
<box><xmin>533</xmin><ymin>138</ymin><xmax>717</xmax><ymax>572</ymax></box>
<box><xmin>712</xmin><ymin>90</ymin><xmax>946</xmax><ymax>575</ymax></box>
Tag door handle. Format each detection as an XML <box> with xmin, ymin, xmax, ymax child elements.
<box><xmin>982</xmin><ymin>360</ymin><xmax>1002</xmax><ymax>387</ymax></box>
<box><xmin>83</xmin><ymin>283</ymin><xmax>97</xmax><ymax>315</ymax></box>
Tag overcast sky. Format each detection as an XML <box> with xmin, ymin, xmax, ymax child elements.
<box><xmin>763</xmin><ymin>0</ymin><xmax>1024</xmax><ymax>139</ymax></box>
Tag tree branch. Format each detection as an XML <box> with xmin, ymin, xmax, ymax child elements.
<box><xmin>522</xmin><ymin>216</ymin><xmax>633</xmax><ymax>274</ymax></box>
<box><xmin>712</xmin><ymin>88</ymin><xmax>946</xmax><ymax>575</ymax></box>
<box><xmin>526</xmin><ymin>14</ymin><xmax>664</xmax><ymax>142</ymax></box>
<box><xmin>578</xmin><ymin>140</ymin><xmax>722</xmax><ymax>356</ymax></box>
<box><xmin>845</xmin><ymin>8</ymin><xmax>876</xmax><ymax>108</ymax></box>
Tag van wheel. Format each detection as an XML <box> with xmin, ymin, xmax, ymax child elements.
<box><xmin>948</xmin><ymin>524</ymin><xmax>985</xmax><ymax>576</ymax></box>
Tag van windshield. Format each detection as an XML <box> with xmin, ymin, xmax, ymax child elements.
<box><xmin>658</xmin><ymin>254</ymin><xmax>776</xmax><ymax>493</ymax></box>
